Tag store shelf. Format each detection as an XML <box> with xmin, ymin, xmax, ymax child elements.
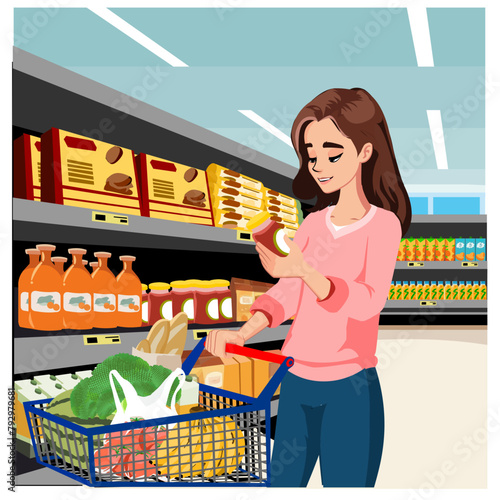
<box><xmin>410</xmin><ymin>214</ymin><xmax>486</xmax><ymax>223</ymax></box>
<box><xmin>383</xmin><ymin>300</ymin><xmax>487</xmax><ymax>314</ymax></box>
<box><xmin>395</xmin><ymin>261</ymin><xmax>487</xmax><ymax>270</ymax></box>
<box><xmin>13</xmin><ymin>199</ymin><xmax>256</xmax><ymax>253</ymax></box>
<box><xmin>13</xmin><ymin>322</ymin><xmax>292</xmax><ymax>376</ymax></box>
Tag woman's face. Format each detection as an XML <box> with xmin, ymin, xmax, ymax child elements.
<box><xmin>304</xmin><ymin>118</ymin><xmax>372</xmax><ymax>194</ymax></box>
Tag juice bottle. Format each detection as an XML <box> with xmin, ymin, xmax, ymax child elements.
<box><xmin>465</xmin><ymin>238</ymin><xmax>476</xmax><ymax>261</ymax></box>
<box><xmin>444</xmin><ymin>238</ymin><xmax>455</xmax><ymax>261</ymax></box>
<box><xmin>116</xmin><ymin>256</ymin><xmax>142</xmax><ymax>327</ymax></box>
<box><xmin>408</xmin><ymin>281</ymin><xmax>416</xmax><ymax>300</ymax></box>
<box><xmin>397</xmin><ymin>239</ymin><xmax>407</xmax><ymax>261</ymax></box>
<box><xmin>472</xmin><ymin>281</ymin><xmax>480</xmax><ymax>300</ymax></box>
<box><xmin>405</xmin><ymin>238</ymin><xmax>416</xmax><ymax>261</ymax></box>
<box><xmin>444</xmin><ymin>281</ymin><xmax>452</xmax><ymax>300</ymax></box>
<box><xmin>388</xmin><ymin>281</ymin><xmax>395</xmax><ymax>300</ymax></box>
<box><xmin>18</xmin><ymin>248</ymin><xmax>40</xmax><ymax>329</ymax></box>
<box><xmin>62</xmin><ymin>248</ymin><xmax>93</xmax><ymax>330</ymax></box>
<box><xmin>416</xmin><ymin>281</ymin><xmax>424</xmax><ymax>300</ymax></box>
<box><xmin>458</xmin><ymin>281</ymin><xmax>467</xmax><ymax>300</ymax></box>
<box><xmin>480</xmin><ymin>281</ymin><xmax>487</xmax><ymax>300</ymax></box>
<box><xmin>51</xmin><ymin>256</ymin><xmax>67</xmax><ymax>276</ymax></box>
<box><xmin>437</xmin><ymin>281</ymin><xmax>444</xmax><ymax>300</ymax></box>
<box><xmin>435</xmin><ymin>238</ymin><xmax>446</xmax><ymax>261</ymax></box>
<box><xmin>422</xmin><ymin>281</ymin><xmax>431</xmax><ymax>300</ymax></box>
<box><xmin>394</xmin><ymin>281</ymin><xmax>402</xmax><ymax>300</ymax></box>
<box><xmin>425</xmin><ymin>239</ymin><xmax>436</xmax><ymax>261</ymax></box>
<box><xmin>451</xmin><ymin>281</ymin><xmax>460</xmax><ymax>300</ymax></box>
<box><xmin>401</xmin><ymin>281</ymin><xmax>410</xmax><ymax>300</ymax></box>
<box><xmin>475</xmin><ymin>238</ymin><xmax>486</xmax><ymax>261</ymax></box>
<box><xmin>455</xmin><ymin>238</ymin><xmax>466</xmax><ymax>261</ymax></box>
<box><xmin>92</xmin><ymin>252</ymin><xmax>118</xmax><ymax>329</ymax></box>
<box><xmin>415</xmin><ymin>238</ymin><xmax>426</xmax><ymax>262</ymax></box>
<box><xmin>430</xmin><ymin>281</ymin><xmax>438</xmax><ymax>300</ymax></box>
<box><xmin>29</xmin><ymin>244</ymin><xmax>63</xmax><ymax>331</ymax></box>
<box><xmin>465</xmin><ymin>281</ymin><xmax>474</xmax><ymax>301</ymax></box>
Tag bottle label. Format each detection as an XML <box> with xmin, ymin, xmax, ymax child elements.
<box><xmin>160</xmin><ymin>300</ymin><xmax>173</xmax><ymax>321</ymax></box>
<box><xmin>220</xmin><ymin>297</ymin><xmax>232</xmax><ymax>319</ymax></box>
<box><xmin>118</xmin><ymin>294</ymin><xmax>140</xmax><ymax>312</ymax></box>
<box><xmin>206</xmin><ymin>298</ymin><xmax>219</xmax><ymax>321</ymax></box>
<box><xmin>20</xmin><ymin>292</ymin><xmax>29</xmax><ymax>312</ymax></box>
<box><xmin>182</xmin><ymin>298</ymin><xmax>194</xmax><ymax>320</ymax></box>
<box><xmin>64</xmin><ymin>292</ymin><xmax>92</xmax><ymax>312</ymax></box>
<box><xmin>94</xmin><ymin>293</ymin><xmax>116</xmax><ymax>313</ymax></box>
<box><xmin>31</xmin><ymin>291</ymin><xmax>61</xmax><ymax>313</ymax></box>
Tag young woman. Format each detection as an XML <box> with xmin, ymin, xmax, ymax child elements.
<box><xmin>206</xmin><ymin>88</ymin><xmax>411</xmax><ymax>487</ymax></box>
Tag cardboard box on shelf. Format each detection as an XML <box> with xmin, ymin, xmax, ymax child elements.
<box><xmin>253</xmin><ymin>349</ymin><xmax>283</xmax><ymax>398</ymax></box>
<box><xmin>230</xmin><ymin>278</ymin><xmax>274</xmax><ymax>322</ymax></box>
<box><xmin>136</xmin><ymin>153</ymin><xmax>214</xmax><ymax>226</ymax></box>
<box><xmin>220</xmin><ymin>356</ymin><xmax>240</xmax><ymax>395</ymax></box>
<box><xmin>231</xmin><ymin>354</ymin><xmax>253</xmax><ymax>398</ymax></box>
<box><xmin>14</xmin><ymin>134</ymin><xmax>41</xmax><ymax>201</ymax></box>
<box><xmin>41</xmin><ymin>128</ymin><xmax>143</xmax><ymax>216</ymax></box>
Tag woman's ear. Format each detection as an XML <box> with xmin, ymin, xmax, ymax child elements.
<box><xmin>359</xmin><ymin>142</ymin><xmax>373</xmax><ymax>164</ymax></box>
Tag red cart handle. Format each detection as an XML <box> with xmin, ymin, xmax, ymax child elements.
<box><xmin>225</xmin><ymin>343</ymin><xmax>294</xmax><ymax>367</ymax></box>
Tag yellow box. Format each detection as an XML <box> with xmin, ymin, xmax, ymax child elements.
<box><xmin>232</xmin><ymin>355</ymin><xmax>254</xmax><ymax>398</ymax></box>
<box><xmin>14</xmin><ymin>134</ymin><xmax>41</xmax><ymax>201</ymax></box>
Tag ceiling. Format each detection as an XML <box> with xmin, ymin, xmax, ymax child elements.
<box><xmin>13</xmin><ymin>7</ymin><xmax>485</xmax><ymax>186</ymax></box>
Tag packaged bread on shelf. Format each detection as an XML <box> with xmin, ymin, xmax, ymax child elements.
<box><xmin>206</xmin><ymin>163</ymin><xmax>263</xmax><ymax>194</ymax></box>
<box><xmin>14</xmin><ymin>134</ymin><xmax>42</xmax><ymax>201</ymax></box>
<box><xmin>265</xmin><ymin>189</ymin><xmax>297</xmax><ymax>209</ymax></box>
<box><xmin>136</xmin><ymin>154</ymin><xmax>213</xmax><ymax>226</ymax></box>
<box><xmin>41</xmin><ymin>128</ymin><xmax>143</xmax><ymax>215</ymax></box>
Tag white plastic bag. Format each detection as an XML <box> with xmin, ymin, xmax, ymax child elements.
<box><xmin>109</xmin><ymin>367</ymin><xmax>185</xmax><ymax>428</ymax></box>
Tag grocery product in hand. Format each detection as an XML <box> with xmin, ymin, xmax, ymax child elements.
<box><xmin>29</xmin><ymin>244</ymin><xmax>63</xmax><ymax>331</ymax></box>
<box><xmin>14</xmin><ymin>134</ymin><xmax>41</xmax><ymax>201</ymax></box>
<box><xmin>70</xmin><ymin>353</ymin><xmax>183</xmax><ymax>420</ymax></box>
<box><xmin>62</xmin><ymin>248</ymin><xmax>93</xmax><ymax>330</ymax></box>
<box><xmin>455</xmin><ymin>238</ymin><xmax>465</xmax><ymax>261</ymax></box>
<box><xmin>41</xmin><ymin>128</ymin><xmax>143</xmax><ymax>215</ymax></box>
<box><xmin>465</xmin><ymin>238</ymin><xmax>476</xmax><ymax>261</ymax></box>
<box><xmin>148</xmin><ymin>282</ymin><xmax>171</xmax><ymax>324</ymax></box>
<box><xmin>116</xmin><ymin>256</ymin><xmax>142</xmax><ymax>327</ymax></box>
<box><xmin>18</xmin><ymin>248</ymin><xmax>40</xmax><ymax>328</ymax></box>
<box><xmin>136</xmin><ymin>153</ymin><xmax>213</xmax><ymax>226</ymax></box>
<box><xmin>51</xmin><ymin>256</ymin><xmax>67</xmax><ymax>275</ymax></box>
<box><xmin>92</xmin><ymin>252</ymin><xmax>118</xmax><ymax>329</ymax></box>
<box><xmin>230</xmin><ymin>277</ymin><xmax>274</xmax><ymax>322</ymax></box>
<box><xmin>425</xmin><ymin>239</ymin><xmax>436</xmax><ymax>261</ymax></box>
<box><xmin>475</xmin><ymin>238</ymin><xmax>486</xmax><ymax>261</ymax></box>
<box><xmin>247</xmin><ymin>212</ymin><xmax>290</xmax><ymax>257</ymax></box>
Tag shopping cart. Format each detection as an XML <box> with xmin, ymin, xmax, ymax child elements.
<box><xmin>24</xmin><ymin>338</ymin><xmax>294</xmax><ymax>487</ymax></box>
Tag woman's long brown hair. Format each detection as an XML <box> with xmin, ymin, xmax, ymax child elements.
<box><xmin>291</xmin><ymin>88</ymin><xmax>412</xmax><ymax>235</ymax></box>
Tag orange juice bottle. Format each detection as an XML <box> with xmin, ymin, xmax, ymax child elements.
<box><xmin>444</xmin><ymin>281</ymin><xmax>452</xmax><ymax>300</ymax></box>
<box><xmin>62</xmin><ymin>248</ymin><xmax>93</xmax><ymax>330</ymax></box>
<box><xmin>92</xmin><ymin>252</ymin><xmax>118</xmax><ymax>329</ymax></box>
<box><xmin>458</xmin><ymin>281</ymin><xmax>467</xmax><ymax>300</ymax></box>
<box><xmin>472</xmin><ymin>281</ymin><xmax>480</xmax><ymax>300</ymax></box>
<box><xmin>116</xmin><ymin>256</ymin><xmax>142</xmax><ymax>327</ymax></box>
<box><xmin>430</xmin><ymin>281</ymin><xmax>438</xmax><ymax>300</ymax></box>
<box><xmin>51</xmin><ymin>257</ymin><xmax>67</xmax><ymax>275</ymax></box>
<box><xmin>29</xmin><ymin>244</ymin><xmax>63</xmax><ymax>331</ymax></box>
<box><xmin>388</xmin><ymin>282</ymin><xmax>394</xmax><ymax>300</ymax></box>
<box><xmin>397</xmin><ymin>239</ymin><xmax>407</xmax><ymax>261</ymax></box>
<box><xmin>401</xmin><ymin>281</ymin><xmax>410</xmax><ymax>300</ymax></box>
<box><xmin>436</xmin><ymin>281</ymin><xmax>444</xmax><ymax>300</ymax></box>
<box><xmin>465</xmin><ymin>281</ymin><xmax>474</xmax><ymax>301</ymax></box>
<box><xmin>480</xmin><ymin>281</ymin><xmax>487</xmax><ymax>300</ymax></box>
<box><xmin>416</xmin><ymin>281</ymin><xmax>424</xmax><ymax>300</ymax></box>
<box><xmin>422</xmin><ymin>281</ymin><xmax>430</xmax><ymax>300</ymax></box>
<box><xmin>451</xmin><ymin>281</ymin><xmax>460</xmax><ymax>300</ymax></box>
<box><xmin>18</xmin><ymin>248</ymin><xmax>40</xmax><ymax>329</ymax></box>
<box><xmin>408</xmin><ymin>281</ymin><xmax>417</xmax><ymax>300</ymax></box>
<box><xmin>394</xmin><ymin>281</ymin><xmax>402</xmax><ymax>300</ymax></box>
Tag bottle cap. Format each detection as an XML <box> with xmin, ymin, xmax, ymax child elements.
<box><xmin>36</xmin><ymin>244</ymin><xmax>56</xmax><ymax>252</ymax></box>
<box><xmin>26</xmin><ymin>248</ymin><xmax>40</xmax><ymax>255</ymax></box>
<box><xmin>246</xmin><ymin>212</ymin><xmax>270</xmax><ymax>231</ymax></box>
<box><xmin>142</xmin><ymin>283</ymin><xmax>149</xmax><ymax>291</ymax></box>
<box><xmin>120</xmin><ymin>255</ymin><xmax>136</xmax><ymax>262</ymax></box>
<box><xmin>68</xmin><ymin>248</ymin><xmax>87</xmax><ymax>255</ymax></box>
<box><xmin>148</xmin><ymin>282</ymin><xmax>170</xmax><ymax>290</ymax></box>
<box><xmin>210</xmin><ymin>279</ymin><xmax>230</xmax><ymax>288</ymax></box>
<box><xmin>82</xmin><ymin>260</ymin><xmax>88</xmax><ymax>266</ymax></box>
<box><xmin>90</xmin><ymin>262</ymin><xmax>99</xmax><ymax>268</ymax></box>
<box><xmin>51</xmin><ymin>257</ymin><xmax>67</xmax><ymax>263</ymax></box>
<box><xmin>95</xmin><ymin>252</ymin><xmax>112</xmax><ymax>258</ymax></box>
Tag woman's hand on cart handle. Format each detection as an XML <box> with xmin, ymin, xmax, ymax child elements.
<box><xmin>206</xmin><ymin>329</ymin><xmax>245</xmax><ymax>358</ymax></box>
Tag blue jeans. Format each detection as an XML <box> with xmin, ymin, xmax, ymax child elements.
<box><xmin>270</xmin><ymin>367</ymin><xmax>384</xmax><ymax>487</ymax></box>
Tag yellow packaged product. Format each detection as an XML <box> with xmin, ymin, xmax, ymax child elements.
<box><xmin>425</xmin><ymin>239</ymin><xmax>436</xmax><ymax>261</ymax></box>
<box><xmin>397</xmin><ymin>239</ymin><xmax>407</xmax><ymax>262</ymax></box>
<box><xmin>206</xmin><ymin>163</ymin><xmax>263</xmax><ymax>195</ymax></box>
<box><xmin>415</xmin><ymin>238</ymin><xmax>426</xmax><ymax>262</ymax></box>
<box><xmin>435</xmin><ymin>238</ymin><xmax>446</xmax><ymax>261</ymax></box>
<box><xmin>405</xmin><ymin>238</ymin><xmax>416</xmax><ymax>261</ymax></box>
<box><xmin>444</xmin><ymin>238</ymin><xmax>455</xmax><ymax>261</ymax></box>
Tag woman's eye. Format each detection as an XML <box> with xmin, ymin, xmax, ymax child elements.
<box><xmin>329</xmin><ymin>153</ymin><xmax>343</xmax><ymax>163</ymax></box>
<box><xmin>308</xmin><ymin>158</ymin><xmax>317</xmax><ymax>165</ymax></box>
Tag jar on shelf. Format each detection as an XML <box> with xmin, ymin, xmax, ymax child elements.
<box><xmin>195</xmin><ymin>280</ymin><xmax>219</xmax><ymax>325</ymax></box>
<box><xmin>148</xmin><ymin>282</ymin><xmax>172</xmax><ymax>324</ymax></box>
<box><xmin>211</xmin><ymin>279</ymin><xmax>232</xmax><ymax>323</ymax></box>
<box><xmin>170</xmin><ymin>280</ymin><xmax>197</xmax><ymax>323</ymax></box>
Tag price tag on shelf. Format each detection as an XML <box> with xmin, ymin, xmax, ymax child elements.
<box><xmin>407</xmin><ymin>262</ymin><xmax>425</xmax><ymax>267</ymax></box>
<box><xmin>83</xmin><ymin>335</ymin><xmax>121</xmax><ymax>345</ymax></box>
<box><xmin>92</xmin><ymin>211</ymin><xmax>129</xmax><ymax>225</ymax></box>
<box><xmin>420</xmin><ymin>301</ymin><xmax>437</xmax><ymax>306</ymax></box>
<box><xmin>193</xmin><ymin>329</ymin><xmax>210</xmax><ymax>340</ymax></box>
<box><xmin>236</xmin><ymin>230</ymin><xmax>253</xmax><ymax>242</ymax></box>
<box><xmin>461</xmin><ymin>262</ymin><xmax>479</xmax><ymax>267</ymax></box>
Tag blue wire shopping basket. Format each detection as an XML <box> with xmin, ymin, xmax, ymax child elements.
<box><xmin>24</xmin><ymin>338</ymin><xmax>294</xmax><ymax>487</ymax></box>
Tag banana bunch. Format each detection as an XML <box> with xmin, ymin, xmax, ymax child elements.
<box><xmin>152</xmin><ymin>416</ymin><xmax>246</xmax><ymax>479</ymax></box>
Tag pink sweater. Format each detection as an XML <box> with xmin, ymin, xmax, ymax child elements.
<box><xmin>250</xmin><ymin>204</ymin><xmax>402</xmax><ymax>381</ymax></box>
